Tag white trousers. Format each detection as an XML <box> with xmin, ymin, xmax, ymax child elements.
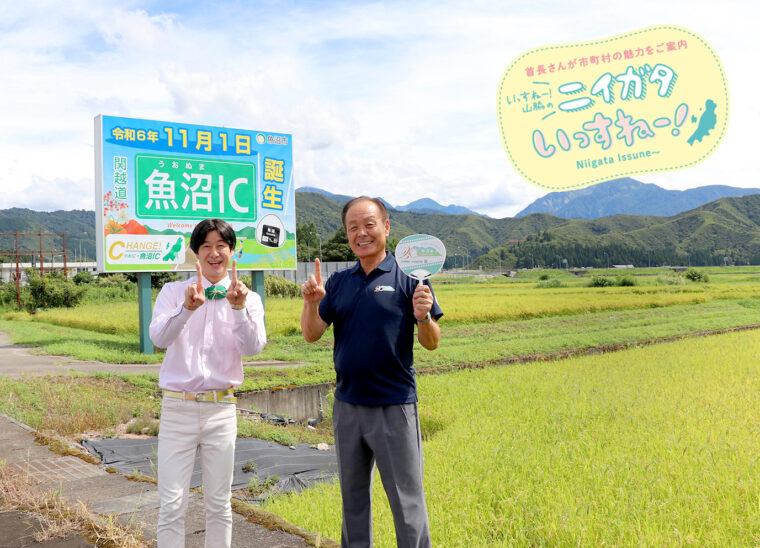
<box><xmin>157</xmin><ymin>397</ymin><xmax>237</xmax><ymax>548</ymax></box>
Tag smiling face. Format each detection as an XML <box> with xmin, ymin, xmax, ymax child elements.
<box><xmin>345</xmin><ymin>199</ymin><xmax>390</xmax><ymax>271</ymax></box>
<box><xmin>196</xmin><ymin>230</ymin><xmax>233</xmax><ymax>284</ymax></box>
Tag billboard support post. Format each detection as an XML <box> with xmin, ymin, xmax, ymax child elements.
<box><xmin>251</xmin><ymin>271</ymin><xmax>265</xmax><ymax>310</ymax></box>
<box><xmin>137</xmin><ymin>273</ymin><xmax>154</xmax><ymax>354</ymax></box>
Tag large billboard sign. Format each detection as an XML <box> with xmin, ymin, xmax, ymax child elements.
<box><xmin>497</xmin><ymin>25</ymin><xmax>729</xmax><ymax>191</ymax></box>
<box><xmin>94</xmin><ymin>115</ymin><xmax>295</xmax><ymax>272</ymax></box>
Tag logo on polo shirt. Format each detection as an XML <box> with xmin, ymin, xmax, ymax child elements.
<box><xmin>374</xmin><ymin>285</ymin><xmax>395</xmax><ymax>292</ymax></box>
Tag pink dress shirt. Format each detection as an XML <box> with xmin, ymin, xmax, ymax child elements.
<box><xmin>149</xmin><ymin>275</ymin><xmax>267</xmax><ymax>392</ymax></box>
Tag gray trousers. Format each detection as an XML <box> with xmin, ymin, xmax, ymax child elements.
<box><xmin>333</xmin><ymin>399</ymin><xmax>432</xmax><ymax>548</ymax></box>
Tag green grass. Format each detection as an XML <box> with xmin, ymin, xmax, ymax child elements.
<box><xmin>5</xmin><ymin>296</ymin><xmax>760</xmax><ymax>389</ymax></box>
<box><xmin>4</xmin><ymin>270</ymin><xmax>760</xmax><ymax>543</ymax></box>
<box><xmin>414</xmin><ymin>298</ymin><xmax>760</xmax><ymax>371</ymax></box>
<box><xmin>257</xmin><ymin>297</ymin><xmax>760</xmax><ymax>377</ymax></box>
<box><xmin>511</xmin><ymin>268</ymin><xmax>583</xmax><ymax>281</ymax></box>
<box><xmin>266</xmin><ymin>329</ymin><xmax>760</xmax><ymax>546</ymax></box>
<box><xmin>5</xmin><ymin>297</ymin><xmax>306</xmax><ymax>339</ymax></box>
<box><xmin>22</xmin><ymin>302</ymin><xmax>142</xmax><ymax>335</ymax></box>
<box><xmin>239</xmin><ymin>364</ymin><xmax>334</xmax><ymax>391</ymax></box>
<box><xmin>434</xmin><ymin>283</ymin><xmax>758</xmax><ymax>325</ymax></box>
<box><xmin>14</xmin><ymin>276</ymin><xmax>760</xmax><ymax>341</ymax></box>
<box><xmin>0</xmin><ymin>366</ymin><xmax>332</xmax><ymax>442</ymax></box>
<box><xmin>0</xmin><ymin>373</ymin><xmax>160</xmax><ymax>436</ymax></box>
<box><xmin>0</xmin><ymin>319</ymin><xmax>165</xmax><ymax>364</ymax></box>
<box><xmin>237</xmin><ymin>416</ymin><xmax>333</xmax><ymax>445</ymax></box>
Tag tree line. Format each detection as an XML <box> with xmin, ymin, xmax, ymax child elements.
<box><xmin>470</xmin><ymin>240</ymin><xmax>745</xmax><ymax>270</ymax></box>
<box><xmin>295</xmin><ymin>223</ymin><xmax>751</xmax><ymax>269</ymax></box>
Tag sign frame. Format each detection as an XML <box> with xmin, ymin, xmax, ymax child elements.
<box><xmin>94</xmin><ymin>114</ymin><xmax>296</xmax><ymax>273</ymax></box>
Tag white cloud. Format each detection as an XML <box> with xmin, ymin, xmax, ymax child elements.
<box><xmin>7</xmin><ymin>176</ymin><xmax>94</xmax><ymax>211</ymax></box>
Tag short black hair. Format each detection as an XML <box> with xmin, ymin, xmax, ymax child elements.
<box><xmin>189</xmin><ymin>219</ymin><xmax>236</xmax><ymax>254</ymax></box>
<box><xmin>341</xmin><ymin>196</ymin><xmax>389</xmax><ymax>227</ymax></box>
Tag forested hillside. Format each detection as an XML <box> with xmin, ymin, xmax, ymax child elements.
<box><xmin>5</xmin><ymin>193</ymin><xmax>760</xmax><ymax>268</ymax></box>
<box><xmin>516</xmin><ymin>178</ymin><xmax>760</xmax><ymax>219</ymax></box>
<box><xmin>296</xmin><ymin>192</ymin><xmax>760</xmax><ymax>268</ymax></box>
<box><xmin>0</xmin><ymin>208</ymin><xmax>96</xmax><ymax>261</ymax></box>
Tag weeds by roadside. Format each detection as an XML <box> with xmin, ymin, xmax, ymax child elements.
<box><xmin>0</xmin><ymin>374</ymin><xmax>160</xmax><ymax>436</ymax></box>
<box><xmin>237</xmin><ymin>415</ymin><xmax>333</xmax><ymax>446</ymax></box>
<box><xmin>0</xmin><ymin>463</ymin><xmax>149</xmax><ymax>547</ymax></box>
<box><xmin>34</xmin><ymin>432</ymin><xmax>100</xmax><ymax>464</ymax></box>
<box><xmin>230</xmin><ymin>497</ymin><xmax>338</xmax><ymax>548</ymax></box>
<box><xmin>246</xmin><ymin>475</ymin><xmax>280</xmax><ymax>497</ymax></box>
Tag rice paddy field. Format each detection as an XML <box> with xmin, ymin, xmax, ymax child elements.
<box><xmin>16</xmin><ymin>268</ymin><xmax>760</xmax><ymax>337</ymax></box>
<box><xmin>3</xmin><ymin>266</ymin><xmax>760</xmax><ymax>545</ymax></box>
<box><xmin>267</xmin><ymin>330</ymin><xmax>760</xmax><ymax>546</ymax></box>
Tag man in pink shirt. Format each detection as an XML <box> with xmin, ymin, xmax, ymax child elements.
<box><xmin>150</xmin><ymin>218</ymin><xmax>266</xmax><ymax>547</ymax></box>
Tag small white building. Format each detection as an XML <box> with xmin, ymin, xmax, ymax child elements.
<box><xmin>0</xmin><ymin>262</ymin><xmax>97</xmax><ymax>283</ymax></box>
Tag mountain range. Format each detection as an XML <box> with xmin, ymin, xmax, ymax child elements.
<box><xmin>294</xmin><ymin>191</ymin><xmax>760</xmax><ymax>267</ymax></box>
<box><xmin>5</xmin><ymin>181</ymin><xmax>760</xmax><ymax>268</ymax></box>
<box><xmin>515</xmin><ymin>178</ymin><xmax>760</xmax><ymax>219</ymax></box>
<box><xmin>0</xmin><ymin>208</ymin><xmax>97</xmax><ymax>261</ymax></box>
<box><xmin>296</xmin><ymin>186</ymin><xmax>485</xmax><ymax>216</ymax></box>
<box><xmin>299</xmin><ymin>180</ymin><xmax>760</xmax><ymax>220</ymax></box>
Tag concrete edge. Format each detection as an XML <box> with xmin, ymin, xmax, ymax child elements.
<box><xmin>0</xmin><ymin>411</ymin><xmax>37</xmax><ymax>433</ymax></box>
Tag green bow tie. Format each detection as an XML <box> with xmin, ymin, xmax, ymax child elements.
<box><xmin>205</xmin><ymin>285</ymin><xmax>227</xmax><ymax>300</ymax></box>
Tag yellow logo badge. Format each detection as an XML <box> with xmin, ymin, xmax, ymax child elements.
<box><xmin>497</xmin><ymin>25</ymin><xmax>729</xmax><ymax>191</ymax></box>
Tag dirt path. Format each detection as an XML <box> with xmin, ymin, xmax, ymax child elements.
<box><xmin>0</xmin><ymin>330</ymin><xmax>307</xmax><ymax>378</ymax></box>
<box><xmin>0</xmin><ymin>331</ymin><xmax>161</xmax><ymax>377</ymax></box>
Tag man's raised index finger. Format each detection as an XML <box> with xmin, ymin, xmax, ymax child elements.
<box><xmin>231</xmin><ymin>259</ymin><xmax>238</xmax><ymax>285</ymax></box>
<box><xmin>315</xmin><ymin>258</ymin><xmax>322</xmax><ymax>286</ymax></box>
<box><xmin>195</xmin><ymin>261</ymin><xmax>203</xmax><ymax>291</ymax></box>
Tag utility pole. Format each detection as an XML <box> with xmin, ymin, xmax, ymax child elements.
<box><xmin>14</xmin><ymin>230</ymin><xmax>20</xmax><ymax>308</ymax></box>
<box><xmin>62</xmin><ymin>234</ymin><xmax>67</xmax><ymax>278</ymax></box>
<box><xmin>39</xmin><ymin>231</ymin><xmax>44</xmax><ymax>276</ymax></box>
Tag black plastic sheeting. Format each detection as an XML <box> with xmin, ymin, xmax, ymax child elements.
<box><xmin>82</xmin><ymin>437</ymin><xmax>337</xmax><ymax>499</ymax></box>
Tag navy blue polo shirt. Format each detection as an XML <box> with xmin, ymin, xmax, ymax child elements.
<box><xmin>319</xmin><ymin>252</ymin><xmax>443</xmax><ymax>406</ymax></box>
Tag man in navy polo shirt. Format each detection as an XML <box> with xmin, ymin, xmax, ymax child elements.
<box><xmin>301</xmin><ymin>196</ymin><xmax>442</xmax><ymax>548</ymax></box>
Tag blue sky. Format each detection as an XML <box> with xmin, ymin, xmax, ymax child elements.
<box><xmin>1</xmin><ymin>0</ymin><xmax>756</xmax><ymax>218</ymax></box>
